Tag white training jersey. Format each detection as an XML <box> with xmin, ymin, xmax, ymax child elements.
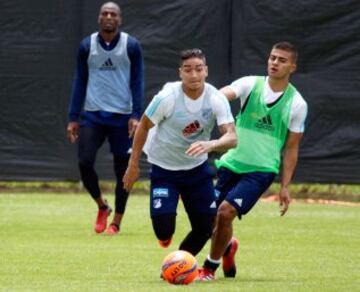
<box><xmin>229</xmin><ymin>76</ymin><xmax>307</xmax><ymax>133</ymax></box>
<box><xmin>144</xmin><ymin>81</ymin><xmax>234</xmax><ymax>170</ymax></box>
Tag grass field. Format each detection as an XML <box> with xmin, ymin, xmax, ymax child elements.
<box><xmin>1</xmin><ymin>193</ymin><xmax>359</xmax><ymax>291</ymax></box>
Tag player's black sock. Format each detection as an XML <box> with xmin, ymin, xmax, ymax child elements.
<box><xmin>114</xmin><ymin>155</ymin><xmax>130</xmax><ymax>214</ymax></box>
<box><xmin>203</xmin><ymin>257</ymin><xmax>220</xmax><ymax>272</ymax></box>
<box><xmin>99</xmin><ymin>200</ymin><xmax>110</xmax><ymax>210</ymax></box>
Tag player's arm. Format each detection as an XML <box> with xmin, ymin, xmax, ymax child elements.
<box><xmin>127</xmin><ymin>36</ymin><xmax>145</xmax><ymax>137</ymax></box>
<box><xmin>123</xmin><ymin>115</ymin><xmax>154</xmax><ymax>192</ymax></box>
<box><xmin>220</xmin><ymin>86</ymin><xmax>237</xmax><ymax>101</ymax></box>
<box><xmin>186</xmin><ymin>122</ymin><xmax>237</xmax><ymax>157</ymax></box>
<box><xmin>67</xmin><ymin>38</ymin><xmax>90</xmax><ymax>143</ymax></box>
<box><xmin>186</xmin><ymin>88</ymin><xmax>237</xmax><ymax>156</ymax></box>
<box><xmin>213</xmin><ymin>122</ymin><xmax>237</xmax><ymax>152</ymax></box>
<box><xmin>221</xmin><ymin>76</ymin><xmax>255</xmax><ymax>104</ymax></box>
<box><xmin>279</xmin><ymin>131</ymin><xmax>303</xmax><ymax>216</ymax></box>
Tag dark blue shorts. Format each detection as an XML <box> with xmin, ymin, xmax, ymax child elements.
<box><xmin>79</xmin><ymin>112</ymin><xmax>131</xmax><ymax>156</ymax></box>
<box><xmin>149</xmin><ymin>162</ymin><xmax>217</xmax><ymax>218</ymax></box>
<box><xmin>215</xmin><ymin>167</ymin><xmax>276</xmax><ymax>219</ymax></box>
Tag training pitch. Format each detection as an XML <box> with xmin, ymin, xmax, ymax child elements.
<box><xmin>0</xmin><ymin>193</ymin><xmax>359</xmax><ymax>291</ymax></box>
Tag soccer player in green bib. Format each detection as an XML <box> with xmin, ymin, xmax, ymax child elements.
<box><xmin>198</xmin><ymin>42</ymin><xmax>308</xmax><ymax>280</ymax></box>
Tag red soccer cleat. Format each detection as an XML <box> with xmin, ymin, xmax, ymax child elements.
<box><xmin>105</xmin><ymin>223</ymin><xmax>120</xmax><ymax>235</ymax></box>
<box><xmin>222</xmin><ymin>237</ymin><xmax>238</xmax><ymax>277</ymax></box>
<box><xmin>197</xmin><ymin>267</ymin><xmax>215</xmax><ymax>281</ymax></box>
<box><xmin>94</xmin><ymin>206</ymin><xmax>112</xmax><ymax>233</ymax></box>
<box><xmin>158</xmin><ymin>237</ymin><xmax>172</xmax><ymax>248</ymax></box>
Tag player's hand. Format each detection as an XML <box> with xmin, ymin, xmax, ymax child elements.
<box><xmin>185</xmin><ymin>140</ymin><xmax>215</xmax><ymax>157</ymax></box>
<box><xmin>128</xmin><ymin>118</ymin><xmax>139</xmax><ymax>138</ymax></box>
<box><xmin>279</xmin><ymin>186</ymin><xmax>291</xmax><ymax>216</ymax></box>
<box><xmin>67</xmin><ymin>122</ymin><xmax>80</xmax><ymax>143</ymax></box>
<box><xmin>123</xmin><ymin>164</ymin><xmax>140</xmax><ymax>192</ymax></box>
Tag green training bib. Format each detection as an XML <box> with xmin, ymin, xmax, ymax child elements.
<box><xmin>216</xmin><ymin>76</ymin><xmax>296</xmax><ymax>174</ymax></box>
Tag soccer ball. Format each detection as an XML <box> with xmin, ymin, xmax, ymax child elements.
<box><xmin>161</xmin><ymin>250</ymin><xmax>198</xmax><ymax>285</ymax></box>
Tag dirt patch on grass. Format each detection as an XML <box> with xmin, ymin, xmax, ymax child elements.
<box><xmin>262</xmin><ymin>194</ymin><xmax>360</xmax><ymax>206</ymax></box>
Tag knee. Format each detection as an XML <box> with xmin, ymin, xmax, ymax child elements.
<box><xmin>78</xmin><ymin>155</ymin><xmax>95</xmax><ymax>169</ymax></box>
<box><xmin>192</xmin><ymin>215</ymin><xmax>214</xmax><ymax>238</ymax></box>
<box><xmin>152</xmin><ymin>214</ymin><xmax>175</xmax><ymax>240</ymax></box>
<box><xmin>113</xmin><ymin>155</ymin><xmax>130</xmax><ymax>178</ymax></box>
<box><xmin>195</xmin><ymin>226</ymin><xmax>213</xmax><ymax>241</ymax></box>
<box><xmin>217</xmin><ymin>202</ymin><xmax>237</xmax><ymax>225</ymax></box>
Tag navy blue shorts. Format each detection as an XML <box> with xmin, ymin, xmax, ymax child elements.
<box><xmin>149</xmin><ymin>162</ymin><xmax>217</xmax><ymax>218</ymax></box>
<box><xmin>215</xmin><ymin>167</ymin><xmax>276</xmax><ymax>219</ymax></box>
<box><xmin>79</xmin><ymin>112</ymin><xmax>131</xmax><ymax>156</ymax></box>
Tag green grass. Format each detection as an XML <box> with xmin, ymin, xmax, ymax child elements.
<box><xmin>1</xmin><ymin>180</ymin><xmax>360</xmax><ymax>202</ymax></box>
<box><xmin>0</xmin><ymin>193</ymin><xmax>359</xmax><ymax>292</ymax></box>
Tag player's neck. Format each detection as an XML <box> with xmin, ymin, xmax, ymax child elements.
<box><xmin>268</xmin><ymin>76</ymin><xmax>289</xmax><ymax>92</ymax></box>
<box><xmin>182</xmin><ymin>85</ymin><xmax>204</xmax><ymax>100</ymax></box>
<box><xmin>99</xmin><ymin>30</ymin><xmax>118</xmax><ymax>43</ymax></box>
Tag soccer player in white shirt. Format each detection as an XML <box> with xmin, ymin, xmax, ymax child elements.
<box><xmin>123</xmin><ymin>49</ymin><xmax>237</xmax><ymax>256</ymax></box>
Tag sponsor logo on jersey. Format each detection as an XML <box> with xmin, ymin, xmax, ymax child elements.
<box><xmin>153</xmin><ymin>199</ymin><xmax>162</xmax><ymax>209</ymax></box>
<box><xmin>182</xmin><ymin>120</ymin><xmax>204</xmax><ymax>139</ymax></box>
<box><xmin>153</xmin><ymin>188</ymin><xmax>169</xmax><ymax>198</ymax></box>
<box><xmin>100</xmin><ymin>58</ymin><xmax>116</xmax><ymax>71</ymax></box>
<box><xmin>201</xmin><ymin>109</ymin><xmax>213</xmax><ymax>120</ymax></box>
<box><xmin>255</xmin><ymin>114</ymin><xmax>274</xmax><ymax>131</ymax></box>
<box><xmin>182</xmin><ymin>120</ymin><xmax>200</xmax><ymax>137</ymax></box>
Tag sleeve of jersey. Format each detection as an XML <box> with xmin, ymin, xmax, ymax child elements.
<box><xmin>144</xmin><ymin>85</ymin><xmax>174</xmax><ymax>125</ymax></box>
<box><xmin>68</xmin><ymin>38</ymin><xmax>90</xmax><ymax>122</ymax></box>
<box><xmin>211</xmin><ymin>93</ymin><xmax>235</xmax><ymax>125</ymax></box>
<box><xmin>229</xmin><ymin>76</ymin><xmax>256</xmax><ymax>106</ymax></box>
<box><xmin>127</xmin><ymin>36</ymin><xmax>145</xmax><ymax>120</ymax></box>
<box><xmin>289</xmin><ymin>94</ymin><xmax>308</xmax><ymax>133</ymax></box>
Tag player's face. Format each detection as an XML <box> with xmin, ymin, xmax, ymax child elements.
<box><xmin>267</xmin><ymin>49</ymin><xmax>296</xmax><ymax>80</ymax></box>
<box><xmin>98</xmin><ymin>4</ymin><xmax>121</xmax><ymax>33</ymax></box>
<box><xmin>179</xmin><ymin>57</ymin><xmax>208</xmax><ymax>92</ymax></box>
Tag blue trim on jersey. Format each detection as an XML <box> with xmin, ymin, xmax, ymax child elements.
<box><xmin>145</xmin><ymin>95</ymin><xmax>166</xmax><ymax>118</ymax></box>
<box><xmin>68</xmin><ymin>31</ymin><xmax>144</xmax><ymax>122</ymax></box>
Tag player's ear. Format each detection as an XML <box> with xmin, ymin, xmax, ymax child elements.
<box><xmin>290</xmin><ymin>63</ymin><xmax>297</xmax><ymax>74</ymax></box>
<box><xmin>205</xmin><ymin>65</ymin><xmax>208</xmax><ymax>77</ymax></box>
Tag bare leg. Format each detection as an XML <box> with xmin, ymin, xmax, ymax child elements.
<box><xmin>210</xmin><ymin>201</ymin><xmax>238</xmax><ymax>260</ymax></box>
<box><xmin>110</xmin><ymin>212</ymin><xmax>123</xmax><ymax>226</ymax></box>
<box><xmin>94</xmin><ymin>197</ymin><xmax>108</xmax><ymax>208</ymax></box>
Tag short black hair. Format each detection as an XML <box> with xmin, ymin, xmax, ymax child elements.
<box><xmin>100</xmin><ymin>2</ymin><xmax>121</xmax><ymax>16</ymax></box>
<box><xmin>179</xmin><ymin>48</ymin><xmax>206</xmax><ymax>66</ymax></box>
<box><xmin>273</xmin><ymin>41</ymin><xmax>298</xmax><ymax>62</ymax></box>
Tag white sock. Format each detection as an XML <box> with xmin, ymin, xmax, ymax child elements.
<box><xmin>206</xmin><ymin>255</ymin><xmax>221</xmax><ymax>264</ymax></box>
